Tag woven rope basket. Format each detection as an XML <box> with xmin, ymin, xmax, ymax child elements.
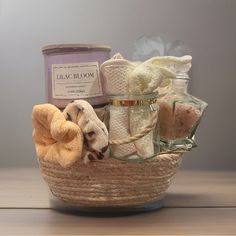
<box><xmin>39</xmin><ymin>153</ymin><xmax>182</xmax><ymax>208</ymax></box>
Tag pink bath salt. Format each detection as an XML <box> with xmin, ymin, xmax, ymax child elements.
<box><xmin>159</xmin><ymin>102</ymin><xmax>200</xmax><ymax>140</ymax></box>
<box><xmin>158</xmin><ymin>103</ymin><xmax>175</xmax><ymax>139</ymax></box>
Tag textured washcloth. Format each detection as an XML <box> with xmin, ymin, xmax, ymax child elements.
<box><xmin>128</xmin><ymin>60</ymin><xmax>174</xmax><ymax>158</ymax></box>
<box><xmin>129</xmin><ymin>106</ymin><xmax>155</xmax><ymax>158</ymax></box>
<box><xmin>101</xmin><ymin>54</ymin><xmax>137</xmax><ymax>157</ymax></box>
<box><xmin>152</xmin><ymin>55</ymin><xmax>192</xmax><ymax>94</ymax></box>
<box><xmin>147</xmin><ymin>55</ymin><xmax>192</xmax><ymax>76</ymax></box>
<box><xmin>100</xmin><ymin>53</ymin><xmax>136</xmax><ymax>95</ymax></box>
<box><xmin>32</xmin><ymin>104</ymin><xmax>83</xmax><ymax>168</ymax></box>
<box><xmin>63</xmin><ymin>100</ymin><xmax>109</xmax><ymax>163</ymax></box>
<box><xmin>109</xmin><ymin>106</ymin><xmax>136</xmax><ymax>158</ymax></box>
<box><xmin>129</xmin><ymin>56</ymin><xmax>192</xmax><ymax>96</ymax></box>
<box><xmin>128</xmin><ymin>61</ymin><xmax>175</xmax><ymax>95</ymax></box>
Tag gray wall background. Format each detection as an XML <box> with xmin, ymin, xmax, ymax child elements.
<box><xmin>0</xmin><ymin>0</ymin><xmax>235</xmax><ymax>169</ymax></box>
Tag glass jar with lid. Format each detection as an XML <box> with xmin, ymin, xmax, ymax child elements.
<box><xmin>157</xmin><ymin>56</ymin><xmax>208</xmax><ymax>151</ymax></box>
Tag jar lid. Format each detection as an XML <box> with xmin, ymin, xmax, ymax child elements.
<box><xmin>42</xmin><ymin>44</ymin><xmax>111</xmax><ymax>54</ymax></box>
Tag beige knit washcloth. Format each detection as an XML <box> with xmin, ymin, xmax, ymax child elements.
<box><xmin>128</xmin><ymin>60</ymin><xmax>175</xmax><ymax>158</ymax></box>
<box><xmin>101</xmin><ymin>53</ymin><xmax>137</xmax><ymax>157</ymax></box>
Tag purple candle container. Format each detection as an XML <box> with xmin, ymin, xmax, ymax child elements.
<box><xmin>42</xmin><ymin>44</ymin><xmax>111</xmax><ymax>108</ymax></box>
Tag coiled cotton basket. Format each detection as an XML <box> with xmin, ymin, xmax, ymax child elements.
<box><xmin>38</xmin><ymin>153</ymin><xmax>182</xmax><ymax>209</ymax></box>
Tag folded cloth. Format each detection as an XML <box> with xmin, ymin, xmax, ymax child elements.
<box><xmin>101</xmin><ymin>54</ymin><xmax>137</xmax><ymax>157</ymax></box>
<box><xmin>32</xmin><ymin>104</ymin><xmax>83</xmax><ymax>167</ymax></box>
<box><xmin>129</xmin><ymin>106</ymin><xmax>155</xmax><ymax>158</ymax></box>
<box><xmin>127</xmin><ymin>59</ymin><xmax>173</xmax><ymax>158</ymax></box>
<box><xmin>109</xmin><ymin>106</ymin><xmax>136</xmax><ymax>158</ymax></box>
<box><xmin>100</xmin><ymin>53</ymin><xmax>136</xmax><ymax>95</ymax></box>
<box><xmin>128</xmin><ymin>60</ymin><xmax>175</xmax><ymax>95</ymax></box>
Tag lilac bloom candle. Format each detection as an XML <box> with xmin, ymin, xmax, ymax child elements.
<box><xmin>42</xmin><ymin>44</ymin><xmax>111</xmax><ymax>108</ymax></box>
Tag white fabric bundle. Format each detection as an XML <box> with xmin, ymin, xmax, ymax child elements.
<box><xmin>100</xmin><ymin>53</ymin><xmax>136</xmax><ymax>95</ymax></box>
<box><xmin>128</xmin><ymin>63</ymin><xmax>174</xmax><ymax>94</ymax></box>
<box><xmin>129</xmin><ymin>106</ymin><xmax>155</xmax><ymax>158</ymax></box>
<box><xmin>109</xmin><ymin>106</ymin><xmax>136</xmax><ymax>158</ymax></box>
<box><xmin>128</xmin><ymin>60</ymin><xmax>174</xmax><ymax>158</ymax></box>
<box><xmin>100</xmin><ymin>53</ymin><xmax>176</xmax><ymax>159</ymax></box>
<box><xmin>101</xmin><ymin>54</ymin><xmax>137</xmax><ymax>157</ymax></box>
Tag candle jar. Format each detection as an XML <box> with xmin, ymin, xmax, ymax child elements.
<box><xmin>158</xmin><ymin>74</ymin><xmax>208</xmax><ymax>151</ymax></box>
<box><xmin>108</xmin><ymin>93</ymin><xmax>160</xmax><ymax>161</ymax></box>
<box><xmin>42</xmin><ymin>44</ymin><xmax>111</xmax><ymax>109</ymax></box>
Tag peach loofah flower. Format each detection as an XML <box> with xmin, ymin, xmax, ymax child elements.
<box><xmin>32</xmin><ymin>104</ymin><xmax>84</xmax><ymax>168</ymax></box>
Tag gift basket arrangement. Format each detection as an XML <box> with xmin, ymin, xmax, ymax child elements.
<box><xmin>32</xmin><ymin>41</ymin><xmax>207</xmax><ymax>212</ymax></box>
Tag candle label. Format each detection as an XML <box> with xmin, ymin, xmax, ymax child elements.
<box><xmin>51</xmin><ymin>62</ymin><xmax>103</xmax><ymax>99</ymax></box>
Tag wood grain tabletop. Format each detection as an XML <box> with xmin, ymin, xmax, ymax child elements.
<box><xmin>0</xmin><ymin>168</ymin><xmax>235</xmax><ymax>235</ymax></box>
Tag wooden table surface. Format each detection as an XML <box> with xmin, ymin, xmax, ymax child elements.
<box><xmin>0</xmin><ymin>168</ymin><xmax>235</xmax><ymax>235</ymax></box>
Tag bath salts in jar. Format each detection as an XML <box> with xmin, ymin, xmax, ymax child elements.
<box><xmin>158</xmin><ymin>74</ymin><xmax>207</xmax><ymax>151</ymax></box>
<box><xmin>42</xmin><ymin>44</ymin><xmax>111</xmax><ymax>108</ymax></box>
